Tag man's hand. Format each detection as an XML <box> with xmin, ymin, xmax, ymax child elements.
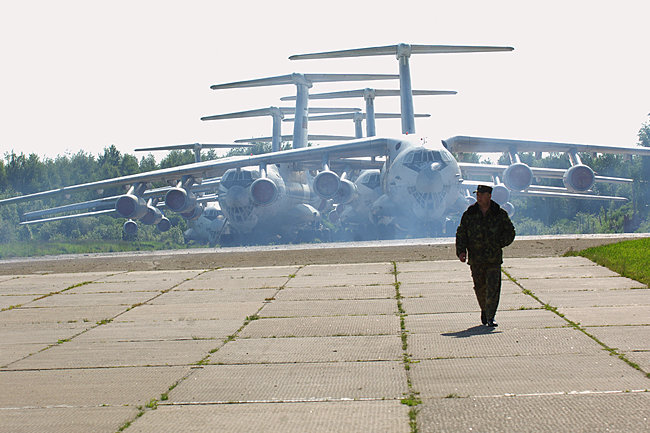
<box><xmin>458</xmin><ymin>252</ymin><xmax>466</xmax><ymax>263</ymax></box>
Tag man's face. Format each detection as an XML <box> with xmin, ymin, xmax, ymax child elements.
<box><xmin>476</xmin><ymin>191</ymin><xmax>491</xmax><ymax>207</ymax></box>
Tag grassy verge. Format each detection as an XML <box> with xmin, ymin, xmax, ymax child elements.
<box><xmin>564</xmin><ymin>237</ymin><xmax>650</xmax><ymax>286</ymax></box>
<box><xmin>0</xmin><ymin>239</ymin><xmax>192</xmax><ymax>259</ymax></box>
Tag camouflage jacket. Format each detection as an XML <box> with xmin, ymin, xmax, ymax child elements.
<box><xmin>455</xmin><ymin>200</ymin><xmax>516</xmax><ymax>265</ymax></box>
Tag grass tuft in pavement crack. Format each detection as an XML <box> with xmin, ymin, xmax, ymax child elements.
<box><xmin>393</xmin><ymin>261</ymin><xmax>421</xmax><ymax>433</ymax></box>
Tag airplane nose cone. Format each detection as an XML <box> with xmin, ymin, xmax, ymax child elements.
<box><xmin>415</xmin><ymin>163</ymin><xmax>443</xmax><ymax>194</ymax></box>
<box><xmin>224</xmin><ymin>185</ymin><xmax>249</xmax><ymax>207</ymax></box>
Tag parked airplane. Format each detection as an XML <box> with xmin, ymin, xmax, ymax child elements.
<box><xmin>2</xmin><ymin>44</ymin><xmax>648</xmax><ymax>245</ymax></box>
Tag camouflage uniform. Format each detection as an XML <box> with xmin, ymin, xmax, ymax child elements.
<box><xmin>456</xmin><ymin>200</ymin><xmax>515</xmax><ymax>323</ymax></box>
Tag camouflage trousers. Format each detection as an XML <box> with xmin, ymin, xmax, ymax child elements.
<box><xmin>469</xmin><ymin>264</ymin><xmax>502</xmax><ymax>322</ymax></box>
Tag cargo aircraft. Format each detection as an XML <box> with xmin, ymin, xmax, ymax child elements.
<box><xmin>2</xmin><ymin>44</ymin><xmax>649</xmax><ymax>244</ymax></box>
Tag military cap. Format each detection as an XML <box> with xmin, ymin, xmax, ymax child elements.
<box><xmin>474</xmin><ymin>185</ymin><xmax>493</xmax><ymax>194</ymax></box>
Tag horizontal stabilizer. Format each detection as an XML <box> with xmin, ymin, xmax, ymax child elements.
<box><xmin>289</xmin><ymin>43</ymin><xmax>513</xmax><ymax>60</ymax></box>
<box><xmin>235</xmin><ymin>135</ymin><xmax>356</xmax><ymax>143</ymax></box>
<box><xmin>281</xmin><ymin>89</ymin><xmax>456</xmax><ymax>101</ymax></box>
<box><xmin>284</xmin><ymin>113</ymin><xmax>430</xmax><ymax>122</ymax></box>
<box><xmin>201</xmin><ymin>106</ymin><xmax>360</xmax><ymax>121</ymax></box>
<box><xmin>135</xmin><ymin>143</ymin><xmax>252</xmax><ymax>151</ymax></box>
<box><xmin>446</xmin><ymin>136</ymin><xmax>650</xmax><ymax>156</ymax></box>
<box><xmin>210</xmin><ymin>73</ymin><xmax>398</xmax><ymax>90</ymax></box>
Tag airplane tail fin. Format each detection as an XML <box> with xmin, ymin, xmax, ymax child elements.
<box><xmin>290</xmin><ymin>43</ymin><xmax>512</xmax><ymax>135</ymax></box>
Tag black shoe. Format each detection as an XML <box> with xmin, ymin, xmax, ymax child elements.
<box><xmin>486</xmin><ymin>320</ymin><xmax>498</xmax><ymax>327</ymax></box>
<box><xmin>480</xmin><ymin>311</ymin><xmax>487</xmax><ymax>325</ymax></box>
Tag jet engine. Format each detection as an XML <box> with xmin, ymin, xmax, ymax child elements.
<box><xmin>115</xmin><ymin>194</ymin><xmax>148</xmax><ymax>219</ymax></box>
<box><xmin>139</xmin><ymin>204</ymin><xmax>163</xmax><ymax>226</ymax></box>
<box><xmin>501</xmin><ymin>201</ymin><xmax>515</xmax><ymax>217</ymax></box>
<box><xmin>503</xmin><ymin>163</ymin><xmax>533</xmax><ymax>191</ymax></box>
<box><xmin>156</xmin><ymin>216</ymin><xmax>171</xmax><ymax>232</ymax></box>
<box><xmin>333</xmin><ymin>179</ymin><xmax>357</xmax><ymax>205</ymax></box>
<box><xmin>181</xmin><ymin>204</ymin><xmax>203</xmax><ymax>221</ymax></box>
<box><xmin>165</xmin><ymin>188</ymin><xmax>197</xmax><ymax>213</ymax></box>
<box><xmin>313</xmin><ymin>170</ymin><xmax>340</xmax><ymax>199</ymax></box>
<box><xmin>563</xmin><ymin>164</ymin><xmax>595</xmax><ymax>192</ymax></box>
<box><xmin>123</xmin><ymin>219</ymin><xmax>138</xmax><ymax>235</ymax></box>
<box><xmin>250</xmin><ymin>178</ymin><xmax>279</xmax><ymax>206</ymax></box>
<box><xmin>491</xmin><ymin>184</ymin><xmax>510</xmax><ymax>205</ymax></box>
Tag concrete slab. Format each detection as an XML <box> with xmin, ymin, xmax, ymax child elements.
<box><xmin>584</xmin><ymin>325</ymin><xmax>650</xmax><ymax>352</ymax></box>
<box><xmin>399</xmin><ymin>280</ymin><xmax>521</xmax><ymax>298</ymax></box>
<box><xmin>397</xmin><ymin>270</ymin><xmax>472</xmax><ymax>284</ymax></box>
<box><xmin>557</xmin><ymin>305</ymin><xmax>649</xmax><ymax>326</ymax></box>
<box><xmin>150</xmin><ymin>287</ymin><xmax>278</xmax><ymax>304</ymax></box>
<box><xmin>409</xmin><ymin>327</ymin><xmax>602</xmax><ymax>359</ymax></box>
<box><xmin>65</xmin><ymin>280</ymin><xmax>169</xmax><ymax>293</ymax></box>
<box><xmin>208</xmin><ymin>335</ymin><xmax>403</xmax><ymax>364</ymax></box>
<box><xmin>27</xmin><ymin>291</ymin><xmax>157</xmax><ymax>307</ymax></box>
<box><xmin>516</xmin><ymin>277</ymin><xmax>646</xmax><ymax>292</ymax></box>
<box><xmin>405</xmin><ymin>310</ymin><xmax>568</xmax><ymax>334</ymax></box>
<box><xmin>505</xmin><ymin>265</ymin><xmax>621</xmax><ymax>279</ymax></box>
<box><xmin>239</xmin><ymin>315</ymin><xmax>401</xmax><ymax>338</ymax></box>
<box><xmin>95</xmin><ymin>269</ymin><xmax>203</xmax><ymax>284</ymax></box>
<box><xmin>201</xmin><ymin>265</ymin><xmax>301</xmax><ymax>278</ymax></box>
<box><xmin>626</xmin><ymin>351</ymin><xmax>650</xmax><ymax>372</ymax></box>
<box><xmin>169</xmin><ymin>362</ymin><xmax>407</xmax><ymax>403</ymax></box>
<box><xmin>0</xmin><ymin>406</ymin><xmax>139</xmax><ymax>433</ymax></box>
<box><xmin>0</xmin><ymin>273</ymin><xmax>112</xmax><ymax>295</ymax></box>
<box><xmin>0</xmin><ymin>321</ymin><xmax>90</xmax><ymax>344</ymax></box>
<box><xmin>417</xmin><ymin>392</ymin><xmax>650</xmax><ymax>433</ymax></box>
<box><xmin>401</xmin><ymin>293</ymin><xmax>540</xmax><ymax>314</ymax></box>
<box><xmin>275</xmin><ymin>284</ymin><xmax>395</xmax><ymax>301</ymax></box>
<box><xmin>7</xmin><ymin>339</ymin><xmax>216</xmax><ymax>369</ymax></box>
<box><xmin>73</xmin><ymin>318</ymin><xmax>244</xmax><ymax>342</ymax></box>
<box><xmin>0</xmin><ymin>305</ymin><xmax>126</xmax><ymax>325</ymax></box>
<box><xmin>410</xmin><ymin>354</ymin><xmax>648</xmax><ymax>398</ymax></box>
<box><xmin>503</xmin><ymin>256</ymin><xmax>598</xmax><ymax>268</ymax></box>
<box><xmin>300</xmin><ymin>262</ymin><xmax>394</xmax><ymax>276</ymax></box>
<box><xmin>117</xmin><ymin>302</ymin><xmax>262</xmax><ymax>322</ymax></box>
<box><xmin>0</xmin><ymin>366</ymin><xmax>190</xmax><ymax>407</ymax></box>
<box><xmin>0</xmin><ymin>343</ymin><xmax>48</xmax><ymax>367</ymax></box>
<box><xmin>176</xmin><ymin>276</ymin><xmax>290</xmax><ymax>290</ymax></box>
<box><xmin>396</xmin><ymin>260</ymin><xmax>468</xmax><ymax>272</ymax></box>
<box><xmin>285</xmin><ymin>273</ymin><xmax>394</xmax><ymax>288</ymax></box>
<box><xmin>0</xmin><ymin>295</ymin><xmax>36</xmax><ymax>309</ymax></box>
<box><xmin>128</xmin><ymin>400</ymin><xmax>410</xmax><ymax>433</ymax></box>
<box><xmin>535</xmin><ymin>289</ymin><xmax>650</xmax><ymax>308</ymax></box>
<box><xmin>259</xmin><ymin>299</ymin><xmax>397</xmax><ymax>317</ymax></box>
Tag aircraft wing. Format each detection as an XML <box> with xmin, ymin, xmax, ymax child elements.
<box><xmin>458</xmin><ymin>162</ymin><xmax>634</xmax><ymax>185</ymax></box>
<box><xmin>0</xmin><ymin>138</ymin><xmax>391</xmax><ymax>205</ymax></box>
<box><xmin>444</xmin><ymin>136</ymin><xmax>650</xmax><ymax>156</ymax></box>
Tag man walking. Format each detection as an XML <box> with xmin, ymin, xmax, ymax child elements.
<box><xmin>456</xmin><ymin>185</ymin><xmax>516</xmax><ymax>327</ymax></box>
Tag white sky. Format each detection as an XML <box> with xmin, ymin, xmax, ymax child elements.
<box><xmin>1</xmin><ymin>0</ymin><xmax>649</xmax><ymax>162</ymax></box>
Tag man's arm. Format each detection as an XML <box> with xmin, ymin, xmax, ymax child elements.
<box><xmin>456</xmin><ymin>213</ymin><xmax>469</xmax><ymax>262</ymax></box>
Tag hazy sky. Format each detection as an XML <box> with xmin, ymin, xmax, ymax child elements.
<box><xmin>1</xmin><ymin>0</ymin><xmax>648</xmax><ymax>162</ymax></box>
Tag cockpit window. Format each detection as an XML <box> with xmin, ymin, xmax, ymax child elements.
<box><xmin>221</xmin><ymin>169</ymin><xmax>258</xmax><ymax>189</ymax></box>
<box><xmin>404</xmin><ymin>150</ymin><xmax>445</xmax><ymax>171</ymax></box>
<box><xmin>360</xmin><ymin>172</ymin><xmax>380</xmax><ymax>189</ymax></box>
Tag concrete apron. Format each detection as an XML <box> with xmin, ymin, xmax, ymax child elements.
<box><xmin>0</xmin><ymin>257</ymin><xmax>647</xmax><ymax>433</ymax></box>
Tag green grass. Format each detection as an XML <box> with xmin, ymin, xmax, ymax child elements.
<box><xmin>564</xmin><ymin>238</ymin><xmax>650</xmax><ymax>286</ymax></box>
<box><xmin>0</xmin><ymin>239</ymin><xmax>192</xmax><ymax>259</ymax></box>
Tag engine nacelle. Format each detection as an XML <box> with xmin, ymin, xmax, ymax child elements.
<box><xmin>140</xmin><ymin>205</ymin><xmax>163</xmax><ymax>226</ymax></box>
<box><xmin>165</xmin><ymin>188</ymin><xmax>197</xmax><ymax>213</ymax></box>
<box><xmin>333</xmin><ymin>179</ymin><xmax>357</xmax><ymax>205</ymax></box>
<box><xmin>491</xmin><ymin>184</ymin><xmax>510</xmax><ymax>206</ymax></box>
<box><xmin>501</xmin><ymin>201</ymin><xmax>515</xmax><ymax>217</ymax></box>
<box><xmin>181</xmin><ymin>204</ymin><xmax>203</xmax><ymax>221</ymax></box>
<box><xmin>156</xmin><ymin>216</ymin><xmax>171</xmax><ymax>232</ymax></box>
<box><xmin>503</xmin><ymin>163</ymin><xmax>533</xmax><ymax>191</ymax></box>
<box><xmin>123</xmin><ymin>219</ymin><xmax>138</xmax><ymax>235</ymax></box>
<box><xmin>115</xmin><ymin>194</ymin><xmax>148</xmax><ymax>219</ymax></box>
<box><xmin>563</xmin><ymin>164</ymin><xmax>595</xmax><ymax>192</ymax></box>
<box><xmin>313</xmin><ymin>170</ymin><xmax>340</xmax><ymax>199</ymax></box>
<box><xmin>250</xmin><ymin>178</ymin><xmax>279</xmax><ymax>206</ymax></box>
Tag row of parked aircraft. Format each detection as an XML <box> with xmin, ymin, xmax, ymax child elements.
<box><xmin>3</xmin><ymin>43</ymin><xmax>649</xmax><ymax>245</ymax></box>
